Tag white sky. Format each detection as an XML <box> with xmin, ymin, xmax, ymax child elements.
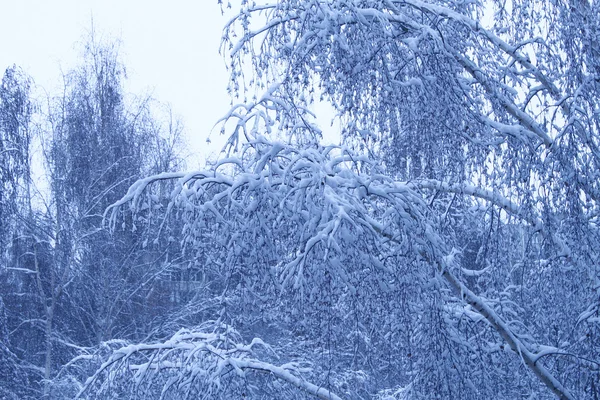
<box><xmin>0</xmin><ymin>0</ymin><xmax>340</xmax><ymax>170</ymax></box>
<box><xmin>0</xmin><ymin>0</ymin><xmax>233</xmax><ymax>167</ymax></box>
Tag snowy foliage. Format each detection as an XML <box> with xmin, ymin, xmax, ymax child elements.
<box><xmin>78</xmin><ymin>321</ymin><xmax>341</xmax><ymax>399</ymax></box>
<box><xmin>3</xmin><ymin>0</ymin><xmax>600</xmax><ymax>398</ymax></box>
<box><xmin>105</xmin><ymin>135</ymin><xmax>596</xmax><ymax>398</ymax></box>
<box><xmin>0</xmin><ymin>35</ymin><xmax>188</xmax><ymax>399</ymax></box>
<box><xmin>99</xmin><ymin>0</ymin><xmax>600</xmax><ymax>398</ymax></box>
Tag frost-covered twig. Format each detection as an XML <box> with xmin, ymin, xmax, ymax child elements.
<box><xmin>77</xmin><ymin>323</ymin><xmax>341</xmax><ymax>400</ymax></box>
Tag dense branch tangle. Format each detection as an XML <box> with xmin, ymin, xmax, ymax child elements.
<box><xmin>218</xmin><ymin>3</ymin><xmax>600</xmax><ymax>395</ymax></box>
<box><xmin>77</xmin><ymin>322</ymin><xmax>343</xmax><ymax>400</ymax></box>
<box><xmin>95</xmin><ymin>1</ymin><xmax>600</xmax><ymax>398</ymax></box>
<box><xmin>222</xmin><ymin>0</ymin><xmax>600</xmax><ymax>217</ymax></box>
<box><xmin>223</xmin><ymin>0</ymin><xmax>558</xmax><ymax>149</ymax></box>
<box><xmin>106</xmin><ymin>140</ymin><xmax>581</xmax><ymax>398</ymax></box>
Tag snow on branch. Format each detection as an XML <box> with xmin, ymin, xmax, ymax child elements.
<box><xmin>77</xmin><ymin>322</ymin><xmax>342</xmax><ymax>400</ymax></box>
<box><xmin>436</xmin><ymin>259</ymin><xmax>575</xmax><ymax>400</ymax></box>
<box><xmin>408</xmin><ymin>180</ymin><xmax>543</xmax><ymax>230</ymax></box>
<box><xmin>105</xmin><ymin>139</ymin><xmax>577</xmax><ymax>399</ymax></box>
<box><xmin>223</xmin><ymin>0</ymin><xmax>555</xmax><ymax>147</ymax></box>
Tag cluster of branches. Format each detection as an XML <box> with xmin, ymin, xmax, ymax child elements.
<box><xmin>0</xmin><ymin>34</ymin><xmax>193</xmax><ymax>398</ymax></box>
<box><xmin>78</xmin><ymin>321</ymin><xmax>342</xmax><ymax>400</ymax></box>
<box><xmin>100</xmin><ymin>136</ymin><xmax>595</xmax><ymax>398</ymax></box>
<box><xmin>5</xmin><ymin>0</ymin><xmax>600</xmax><ymax>399</ymax></box>
<box><xmin>85</xmin><ymin>0</ymin><xmax>600</xmax><ymax>398</ymax></box>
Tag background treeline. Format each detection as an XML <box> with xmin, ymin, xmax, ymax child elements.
<box><xmin>0</xmin><ymin>34</ymin><xmax>208</xmax><ymax>399</ymax></box>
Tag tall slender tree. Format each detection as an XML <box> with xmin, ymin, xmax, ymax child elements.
<box><xmin>0</xmin><ymin>65</ymin><xmax>39</xmax><ymax>400</ymax></box>
<box><xmin>1</xmin><ymin>34</ymin><xmax>188</xmax><ymax>398</ymax></box>
<box><xmin>0</xmin><ymin>65</ymin><xmax>33</xmax><ymax>252</ymax></box>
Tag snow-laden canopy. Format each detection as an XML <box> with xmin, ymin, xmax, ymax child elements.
<box><xmin>84</xmin><ymin>1</ymin><xmax>600</xmax><ymax>398</ymax></box>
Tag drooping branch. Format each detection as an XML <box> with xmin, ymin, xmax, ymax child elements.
<box><xmin>369</xmin><ymin>221</ymin><xmax>574</xmax><ymax>400</ymax></box>
<box><xmin>408</xmin><ymin>179</ymin><xmax>542</xmax><ymax>230</ymax></box>
<box><xmin>105</xmin><ymin>141</ymin><xmax>577</xmax><ymax>399</ymax></box>
<box><xmin>436</xmin><ymin>262</ymin><xmax>574</xmax><ymax>400</ymax></box>
<box><xmin>396</xmin><ymin>0</ymin><xmax>561</xmax><ymax>98</ymax></box>
<box><xmin>77</xmin><ymin>324</ymin><xmax>342</xmax><ymax>400</ymax></box>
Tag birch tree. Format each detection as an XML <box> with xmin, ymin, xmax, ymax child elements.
<box><xmin>88</xmin><ymin>0</ymin><xmax>599</xmax><ymax>398</ymax></box>
<box><xmin>0</xmin><ymin>37</ymin><xmax>188</xmax><ymax>398</ymax></box>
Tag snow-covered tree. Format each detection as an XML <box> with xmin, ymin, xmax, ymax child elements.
<box><xmin>0</xmin><ymin>36</ymin><xmax>188</xmax><ymax>398</ymax></box>
<box><xmin>86</xmin><ymin>0</ymin><xmax>600</xmax><ymax>398</ymax></box>
<box><xmin>0</xmin><ymin>65</ymin><xmax>32</xmax><ymax>253</ymax></box>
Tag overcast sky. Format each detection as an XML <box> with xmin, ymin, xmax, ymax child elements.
<box><xmin>0</xmin><ymin>0</ymin><xmax>234</xmax><ymax>166</ymax></box>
